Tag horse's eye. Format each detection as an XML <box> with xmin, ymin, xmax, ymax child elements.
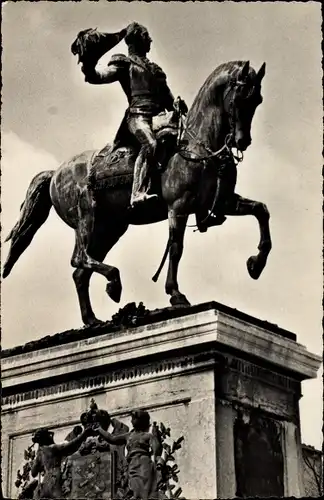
<box><xmin>245</xmin><ymin>86</ymin><xmax>254</xmax><ymax>99</ymax></box>
<box><xmin>236</xmin><ymin>85</ymin><xmax>251</xmax><ymax>101</ymax></box>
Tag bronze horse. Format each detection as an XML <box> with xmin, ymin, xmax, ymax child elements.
<box><xmin>3</xmin><ymin>60</ymin><xmax>271</xmax><ymax>326</ymax></box>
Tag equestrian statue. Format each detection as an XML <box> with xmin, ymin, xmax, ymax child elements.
<box><xmin>3</xmin><ymin>22</ymin><xmax>271</xmax><ymax>326</ymax></box>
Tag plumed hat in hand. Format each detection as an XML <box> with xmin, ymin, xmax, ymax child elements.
<box><xmin>71</xmin><ymin>27</ymin><xmax>127</xmax><ymax>66</ymax></box>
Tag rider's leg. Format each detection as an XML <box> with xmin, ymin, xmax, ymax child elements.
<box><xmin>210</xmin><ymin>176</ymin><xmax>228</xmax><ymax>223</ymax></box>
<box><xmin>196</xmin><ymin>174</ymin><xmax>228</xmax><ymax>232</ymax></box>
<box><xmin>127</xmin><ymin>114</ymin><xmax>158</xmax><ymax>206</ymax></box>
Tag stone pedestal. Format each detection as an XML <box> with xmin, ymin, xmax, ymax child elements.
<box><xmin>2</xmin><ymin>301</ymin><xmax>321</xmax><ymax>499</ymax></box>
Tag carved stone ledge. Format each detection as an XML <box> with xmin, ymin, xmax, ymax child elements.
<box><xmin>215</xmin><ymin>355</ymin><xmax>299</xmax><ymax>420</ymax></box>
<box><xmin>3</xmin><ymin>307</ymin><xmax>320</xmax><ymax>396</ymax></box>
<box><xmin>225</xmin><ymin>355</ymin><xmax>300</xmax><ymax>393</ymax></box>
<box><xmin>2</xmin><ymin>352</ymin><xmax>216</xmax><ymax>409</ymax></box>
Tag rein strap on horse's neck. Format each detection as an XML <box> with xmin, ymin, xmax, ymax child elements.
<box><xmin>178</xmin><ymin>117</ymin><xmax>243</xmax><ymax>168</ymax></box>
<box><xmin>177</xmin><ymin>72</ymin><xmax>245</xmax><ymax>166</ymax></box>
<box><xmin>178</xmin><ymin>117</ymin><xmax>231</xmax><ymax>163</ymax></box>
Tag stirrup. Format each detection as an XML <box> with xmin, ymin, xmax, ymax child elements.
<box><xmin>197</xmin><ymin>213</ymin><xmax>227</xmax><ymax>233</ymax></box>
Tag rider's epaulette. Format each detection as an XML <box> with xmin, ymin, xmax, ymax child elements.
<box><xmin>108</xmin><ymin>54</ymin><xmax>130</xmax><ymax>67</ymax></box>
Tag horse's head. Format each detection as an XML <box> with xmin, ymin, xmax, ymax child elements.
<box><xmin>224</xmin><ymin>61</ymin><xmax>266</xmax><ymax>151</ymax></box>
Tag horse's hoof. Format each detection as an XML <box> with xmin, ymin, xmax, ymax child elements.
<box><xmin>106</xmin><ymin>279</ymin><xmax>122</xmax><ymax>303</ymax></box>
<box><xmin>170</xmin><ymin>293</ymin><xmax>191</xmax><ymax>307</ymax></box>
<box><xmin>247</xmin><ymin>255</ymin><xmax>266</xmax><ymax>280</ymax></box>
<box><xmin>83</xmin><ymin>317</ymin><xmax>105</xmax><ymax>328</ymax></box>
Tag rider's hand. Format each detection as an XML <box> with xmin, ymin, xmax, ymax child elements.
<box><xmin>81</xmin><ymin>63</ymin><xmax>96</xmax><ymax>82</ymax></box>
<box><xmin>180</xmin><ymin>99</ymin><xmax>188</xmax><ymax>115</ymax></box>
<box><xmin>173</xmin><ymin>97</ymin><xmax>188</xmax><ymax>115</ymax></box>
<box><xmin>179</xmin><ymin>98</ymin><xmax>188</xmax><ymax>115</ymax></box>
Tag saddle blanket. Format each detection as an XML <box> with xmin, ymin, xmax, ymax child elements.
<box><xmin>88</xmin><ymin>111</ymin><xmax>178</xmax><ymax>191</ymax></box>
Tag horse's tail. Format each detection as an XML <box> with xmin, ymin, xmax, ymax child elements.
<box><xmin>3</xmin><ymin>170</ymin><xmax>54</xmax><ymax>279</ymax></box>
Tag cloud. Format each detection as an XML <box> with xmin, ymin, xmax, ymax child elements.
<box><xmin>2</xmin><ymin>132</ymin><xmax>59</xmax><ymax>231</ymax></box>
<box><xmin>1</xmin><ymin>132</ymin><xmax>77</xmax><ymax>346</ymax></box>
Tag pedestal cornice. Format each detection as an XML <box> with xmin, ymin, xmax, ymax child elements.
<box><xmin>2</xmin><ymin>304</ymin><xmax>321</xmax><ymax>394</ymax></box>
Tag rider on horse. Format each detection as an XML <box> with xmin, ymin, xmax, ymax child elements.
<box><xmin>75</xmin><ymin>22</ymin><xmax>188</xmax><ymax>207</ymax></box>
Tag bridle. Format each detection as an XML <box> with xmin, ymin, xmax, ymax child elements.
<box><xmin>178</xmin><ymin>120</ymin><xmax>233</xmax><ymax>162</ymax></box>
<box><xmin>176</xmin><ymin>74</ymin><xmax>256</xmax><ymax>229</ymax></box>
<box><xmin>177</xmin><ymin>74</ymin><xmax>254</xmax><ymax>166</ymax></box>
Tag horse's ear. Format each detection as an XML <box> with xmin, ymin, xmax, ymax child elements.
<box><xmin>238</xmin><ymin>61</ymin><xmax>250</xmax><ymax>81</ymax></box>
<box><xmin>256</xmin><ymin>62</ymin><xmax>266</xmax><ymax>83</ymax></box>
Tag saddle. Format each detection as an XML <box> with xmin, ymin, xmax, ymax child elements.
<box><xmin>89</xmin><ymin>111</ymin><xmax>179</xmax><ymax>191</ymax></box>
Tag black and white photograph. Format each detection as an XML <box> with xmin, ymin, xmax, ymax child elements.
<box><xmin>1</xmin><ymin>1</ymin><xmax>322</xmax><ymax>499</ymax></box>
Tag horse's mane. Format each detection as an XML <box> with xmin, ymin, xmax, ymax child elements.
<box><xmin>186</xmin><ymin>60</ymin><xmax>256</xmax><ymax>126</ymax></box>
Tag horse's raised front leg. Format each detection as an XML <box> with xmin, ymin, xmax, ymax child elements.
<box><xmin>165</xmin><ymin>207</ymin><xmax>190</xmax><ymax>307</ymax></box>
<box><xmin>225</xmin><ymin>194</ymin><xmax>272</xmax><ymax>279</ymax></box>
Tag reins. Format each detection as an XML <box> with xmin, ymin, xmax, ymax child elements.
<box><xmin>178</xmin><ymin>118</ymin><xmax>230</xmax><ymax>162</ymax></box>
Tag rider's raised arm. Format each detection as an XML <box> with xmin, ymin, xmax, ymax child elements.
<box><xmin>82</xmin><ymin>53</ymin><xmax>129</xmax><ymax>85</ymax></box>
<box><xmin>83</xmin><ymin>64</ymin><xmax>119</xmax><ymax>84</ymax></box>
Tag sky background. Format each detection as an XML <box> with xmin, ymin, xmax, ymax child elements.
<box><xmin>2</xmin><ymin>1</ymin><xmax>322</xmax><ymax>448</ymax></box>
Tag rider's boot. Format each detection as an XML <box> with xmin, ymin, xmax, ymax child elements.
<box><xmin>196</xmin><ymin>176</ymin><xmax>227</xmax><ymax>233</ymax></box>
<box><xmin>130</xmin><ymin>158</ymin><xmax>158</xmax><ymax>207</ymax></box>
